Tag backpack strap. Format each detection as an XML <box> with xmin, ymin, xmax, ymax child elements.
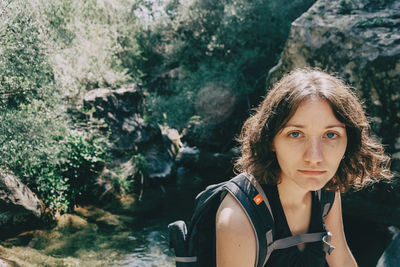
<box><xmin>317</xmin><ymin>189</ymin><xmax>336</xmax><ymax>219</ymax></box>
<box><xmin>168</xmin><ymin>220</ymin><xmax>198</xmax><ymax>265</ymax></box>
<box><xmin>224</xmin><ymin>173</ymin><xmax>275</xmax><ymax>267</ymax></box>
<box><xmin>226</xmin><ymin>174</ymin><xmax>336</xmax><ymax>267</ymax></box>
<box><xmin>316</xmin><ymin>188</ymin><xmax>336</xmax><ymax>254</ymax></box>
<box><xmin>169</xmin><ymin>173</ymin><xmax>336</xmax><ymax>267</ymax></box>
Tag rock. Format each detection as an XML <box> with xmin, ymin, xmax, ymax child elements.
<box><xmin>176</xmin><ymin>145</ymin><xmax>200</xmax><ymax>166</ymax></box>
<box><xmin>145</xmin><ymin>145</ymin><xmax>174</xmax><ymax>179</ymax></box>
<box><xmin>55</xmin><ymin>214</ymin><xmax>88</xmax><ymax>232</ymax></box>
<box><xmin>0</xmin><ymin>168</ymin><xmax>43</xmax><ymax>239</ymax></box>
<box><xmin>84</xmin><ymin>84</ymin><xmax>178</xmax><ymax>182</ymax></box>
<box><xmin>84</xmin><ymin>84</ymin><xmax>144</xmax><ymax>116</ymax></box>
<box><xmin>176</xmin><ymin>143</ymin><xmax>237</xmax><ymax>183</ymax></box>
<box><xmin>341</xmin><ymin>191</ymin><xmax>400</xmax><ymax>226</ymax></box>
<box><xmin>266</xmin><ymin>0</ymin><xmax>400</xmax><ymax>223</ymax></box>
<box><xmin>0</xmin><ymin>257</ymin><xmax>18</xmax><ymax>267</ymax></box>
<box><xmin>100</xmin><ymin>190</ymin><xmax>164</xmax><ymax>216</ymax></box>
<box><xmin>0</xmin><ymin>230</ymin><xmax>47</xmax><ymax>248</ymax></box>
<box><xmin>266</xmin><ymin>0</ymin><xmax>400</xmax><ymax>159</ymax></box>
<box><xmin>73</xmin><ymin>205</ymin><xmax>132</xmax><ymax>229</ymax></box>
<box><xmin>160</xmin><ymin>125</ymin><xmax>182</xmax><ymax>158</ymax></box>
<box><xmin>377</xmin><ymin>226</ymin><xmax>400</xmax><ymax>267</ymax></box>
<box><xmin>83</xmin><ymin>83</ymin><xmax>158</xmax><ymax>151</ymax></box>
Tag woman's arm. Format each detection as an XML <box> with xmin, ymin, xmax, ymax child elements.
<box><xmin>216</xmin><ymin>192</ymin><xmax>257</xmax><ymax>267</ymax></box>
<box><xmin>325</xmin><ymin>192</ymin><xmax>358</xmax><ymax>267</ymax></box>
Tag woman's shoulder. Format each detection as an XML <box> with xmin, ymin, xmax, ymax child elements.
<box><xmin>216</xmin><ymin>183</ymin><xmax>276</xmax><ymax>230</ymax></box>
<box><xmin>216</xmin><ymin>192</ymin><xmax>251</xmax><ymax>232</ymax></box>
<box><xmin>216</xmin><ymin>192</ymin><xmax>257</xmax><ymax>267</ymax></box>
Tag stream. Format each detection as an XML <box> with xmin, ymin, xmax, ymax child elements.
<box><xmin>0</xmin><ymin>172</ymin><xmax>201</xmax><ymax>267</ymax></box>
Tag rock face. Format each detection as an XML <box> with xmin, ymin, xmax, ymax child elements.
<box><xmin>265</xmin><ymin>0</ymin><xmax>400</xmax><ymax>262</ymax></box>
<box><xmin>0</xmin><ymin>168</ymin><xmax>42</xmax><ymax>239</ymax></box>
<box><xmin>83</xmin><ymin>84</ymin><xmax>157</xmax><ymax>151</ymax></box>
<box><xmin>83</xmin><ymin>84</ymin><xmax>180</xmax><ymax>203</ymax></box>
<box><xmin>377</xmin><ymin>226</ymin><xmax>400</xmax><ymax>267</ymax></box>
<box><xmin>267</xmin><ymin>0</ymin><xmax>400</xmax><ymax>166</ymax></box>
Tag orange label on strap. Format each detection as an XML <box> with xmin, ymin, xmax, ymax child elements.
<box><xmin>253</xmin><ymin>194</ymin><xmax>263</xmax><ymax>205</ymax></box>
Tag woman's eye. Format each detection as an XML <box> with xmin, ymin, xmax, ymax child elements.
<box><xmin>289</xmin><ymin>131</ymin><xmax>301</xmax><ymax>138</ymax></box>
<box><xmin>326</xmin><ymin>132</ymin><xmax>338</xmax><ymax>139</ymax></box>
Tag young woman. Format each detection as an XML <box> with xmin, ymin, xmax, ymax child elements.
<box><xmin>216</xmin><ymin>69</ymin><xmax>392</xmax><ymax>267</ymax></box>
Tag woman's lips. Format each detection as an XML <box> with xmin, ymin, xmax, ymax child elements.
<box><xmin>298</xmin><ymin>170</ymin><xmax>327</xmax><ymax>175</ymax></box>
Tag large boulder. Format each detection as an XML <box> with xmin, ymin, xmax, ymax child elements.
<box><xmin>0</xmin><ymin>168</ymin><xmax>43</xmax><ymax>239</ymax></box>
<box><xmin>83</xmin><ymin>84</ymin><xmax>158</xmax><ymax>151</ymax></box>
<box><xmin>266</xmin><ymin>0</ymin><xmax>400</xmax><ymax>224</ymax></box>
<box><xmin>377</xmin><ymin>226</ymin><xmax>400</xmax><ymax>267</ymax></box>
<box><xmin>266</xmin><ymin>0</ymin><xmax>400</xmax><ymax>162</ymax></box>
<box><xmin>83</xmin><ymin>85</ymin><xmax>181</xmax><ymax>205</ymax></box>
<box><xmin>84</xmin><ymin>84</ymin><xmax>178</xmax><ymax>178</ymax></box>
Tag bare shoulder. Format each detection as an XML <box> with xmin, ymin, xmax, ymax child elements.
<box><xmin>216</xmin><ymin>192</ymin><xmax>256</xmax><ymax>267</ymax></box>
<box><xmin>216</xmin><ymin>192</ymin><xmax>252</xmax><ymax>231</ymax></box>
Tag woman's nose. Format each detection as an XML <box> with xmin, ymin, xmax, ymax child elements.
<box><xmin>303</xmin><ymin>138</ymin><xmax>323</xmax><ymax>164</ymax></box>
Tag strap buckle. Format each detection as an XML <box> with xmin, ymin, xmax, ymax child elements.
<box><xmin>322</xmin><ymin>231</ymin><xmax>335</xmax><ymax>254</ymax></box>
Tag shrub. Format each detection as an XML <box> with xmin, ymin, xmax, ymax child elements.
<box><xmin>0</xmin><ymin>0</ymin><xmax>144</xmax><ymax>216</ymax></box>
<box><xmin>36</xmin><ymin>167</ymin><xmax>70</xmax><ymax>216</ymax></box>
<box><xmin>42</xmin><ymin>0</ymin><xmax>145</xmax><ymax>96</ymax></box>
<box><xmin>60</xmin><ymin>130</ymin><xmax>110</xmax><ymax>205</ymax></box>
<box><xmin>0</xmin><ymin>100</ymin><xmax>67</xmax><ymax>184</ymax></box>
<box><xmin>0</xmin><ymin>0</ymin><xmax>54</xmax><ymax>108</ymax></box>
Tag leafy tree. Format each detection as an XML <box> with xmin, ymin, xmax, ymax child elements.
<box><xmin>141</xmin><ymin>0</ymin><xmax>314</xmax><ymax>140</ymax></box>
<box><xmin>0</xmin><ymin>0</ymin><xmax>145</xmax><ymax>216</ymax></box>
<box><xmin>0</xmin><ymin>0</ymin><xmax>54</xmax><ymax>108</ymax></box>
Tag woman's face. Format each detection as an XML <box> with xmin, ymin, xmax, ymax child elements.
<box><xmin>272</xmin><ymin>97</ymin><xmax>347</xmax><ymax>191</ymax></box>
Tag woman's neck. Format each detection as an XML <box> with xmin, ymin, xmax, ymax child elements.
<box><xmin>276</xmin><ymin>177</ymin><xmax>311</xmax><ymax>207</ymax></box>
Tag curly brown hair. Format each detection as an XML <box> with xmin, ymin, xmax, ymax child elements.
<box><xmin>234</xmin><ymin>68</ymin><xmax>392</xmax><ymax>192</ymax></box>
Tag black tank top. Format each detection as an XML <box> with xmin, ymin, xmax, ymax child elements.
<box><xmin>261</xmin><ymin>185</ymin><xmax>328</xmax><ymax>267</ymax></box>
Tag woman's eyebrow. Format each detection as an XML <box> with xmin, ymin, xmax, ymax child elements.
<box><xmin>284</xmin><ymin>124</ymin><xmax>346</xmax><ymax>129</ymax></box>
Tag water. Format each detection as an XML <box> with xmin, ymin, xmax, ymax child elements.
<box><xmin>0</xmin><ymin>218</ymin><xmax>176</xmax><ymax>266</ymax></box>
<box><xmin>0</xmin><ymin>179</ymin><xmax>199</xmax><ymax>267</ymax></box>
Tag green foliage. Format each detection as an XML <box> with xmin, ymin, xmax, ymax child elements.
<box><xmin>0</xmin><ymin>0</ymin><xmax>54</xmax><ymax>108</ymax></box>
<box><xmin>159</xmin><ymin>0</ymin><xmax>291</xmax><ymax>76</ymax></box>
<box><xmin>0</xmin><ymin>0</ymin><xmax>315</xmax><ymax>216</ymax></box>
<box><xmin>41</xmin><ymin>0</ymin><xmax>145</xmax><ymax>95</ymax></box>
<box><xmin>0</xmin><ymin>100</ymin><xmax>67</xmax><ymax>183</ymax></box>
<box><xmin>36</xmin><ymin>167</ymin><xmax>70</xmax><ymax>216</ymax></box>
<box><xmin>0</xmin><ymin>0</ymin><xmax>144</xmax><ymax>217</ymax></box>
<box><xmin>110</xmin><ymin>172</ymin><xmax>133</xmax><ymax>196</ymax></box>
<box><xmin>60</xmin><ymin>130</ymin><xmax>109</xmax><ymax>205</ymax></box>
<box><xmin>147</xmin><ymin>86</ymin><xmax>195</xmax><ymax>129</ymax></box>
<box><xmin>33</xmin><ymin>130</ymin><xmax>109</xmax><ymax>216</ymax></box>
<box><xmin>131</xmin><ymin>153</ymin><xmax>147</xmax><ymax>197</ymax></box>
<box><xmin>131</xmin><ymin>153</ymin><xmax>147</xmax><ymax>177</ymax></box>
<box><xmin>109</xmin><ymin>153</ymin><xmax>147</xmax><ymax>196</ymax></box>
<box><xmin>140</xmin><ymin>0</ymin><xmax>313</xmax><ymax>130</ymax></box>
<box><xmin>0</xmin><ymin>100</ymin><xmax>71</xmax><ymax>217</ymax></box>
